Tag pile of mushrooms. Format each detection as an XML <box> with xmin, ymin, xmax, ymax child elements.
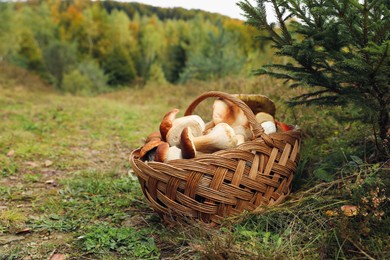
<box><xmin>139</xmin><ymin>95</ymin><xmax>294</xmax><ymax>162</ymax></box>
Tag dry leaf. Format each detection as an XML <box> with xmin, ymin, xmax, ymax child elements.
<box><xmin>16</xmin><ymin>228</ymin><xmax>31</xmax><ymax>234</ymax></box>
<box><xmin>45</xmin><ymin>160</ymin><xmax>53</xmax><ymax>167</ymax></box>
<box><xmin>50</xmin><ymin>253</ymin><xmax>66</xmax><ymax>260</ymax></box>
<box><xmin>45</xmin><ymin>179</ymin><xmax>58</xmax><ymax>186</ymax></box>
<box><xmin>26</xmin><ymin>161</ymin><xmax>39</xmax><ymax>168</ymax></box>
<box><xmin>7</xmin><ymin>149</ymin><xmax>15</xmax><ymax>157</ymax></box>
<box><xmin>341</xmin><ymin>205</ymin><xmax>358</xmax><ymax>216</ymax></box>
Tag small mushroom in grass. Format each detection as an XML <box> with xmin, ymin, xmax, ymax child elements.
<box><xmin>341</xmin><ymin>205</ymin><xmax>358</xmax><ymax>217</ymax></box>
<box><xmin>232</xmin><ymin>94</ymin><xmax>276</xmax><ymax>117</ymax></box>
<box><xmin>154</xmin><ymin>142</ymin><xmax>183</xmax><ymax>162</ymax></box>
<box><xmin>212</xmin><ymin>99</ymin><xmax>249</xmax><ymax>128</ymax></box>
<box><xmin>160</xmin><ymin>108</ymin><xmax>180</xmax><ymax>141</ymax></box>
<box><xmin>256</xmin><ymin>112</ymin><xmax>277</xmax><ymax>134</ymax></box>
<box><xmin>233</xmin><ymin>125</ymin><xmax>253</xmax><ymax>145</ymax></box>
<box><xmin>182</xmin><ymin>123</ymin><xmax>238</xmax><ymax>153</ymax></box>
<box><xmin>139</xmin><ymin>139</ymin><xmax>165</xmax><ymax>161</ymax></box>
<box><xmin>166</xmin><ymin>115</ymin><xmax>205</xmax><ymax>146</ymax></box>
<box><xmin>144</xmin><ymin>131</ymin><xmax>162</xmax><ymax>143</ymax></box>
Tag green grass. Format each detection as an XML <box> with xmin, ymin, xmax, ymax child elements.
<box><xmin>0</xmin><ymin>65</ymin><xmax>388</xmax><ymax>259</ymax></box>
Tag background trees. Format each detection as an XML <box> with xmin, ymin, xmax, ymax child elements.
<box><xmin>0</xmin><ymin>1</ymin><xmax>259</xmax><ymax>93</ymax></box>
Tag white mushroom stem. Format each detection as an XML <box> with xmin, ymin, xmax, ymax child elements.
<box><xmin>233</xmin><ymin>125</ymin><xmax>253</xmax><ymax>145</ymax></box>
<box><xmin>256</xmin><ymin>112</ymin><xmax>276</xmax><ymax>135</ymax></box>
<box><xmin>154</xmin><ymin>143</ymin><xmax>183</xmax><ymax>162</ymax></box>
<box><xmin>166</xmin><ymin>115</ymin><xmax>205</xmax><ymax>146</ymax></box>
<box><xmin>190</xmin><ymin>123</ymin><xmax>238</xmax><ymax>153</ymax></box>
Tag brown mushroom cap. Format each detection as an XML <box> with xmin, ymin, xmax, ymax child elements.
<box><xmin>139</xmin><ymin>139</ymin><xmax>165</xmax><ymax>159</ymax></box>
<box><xmin>180</xmin><ymin>127</ymin><xmax>196</xmax><ymax>159</ymax></box>
<box><xmin>232</xmin><ymin>94</ymin><xmax>276</xmax><ymax>117</ymax></box>
<box><xmin>159</xmin><ymin>108</ymin><xmax>180</xmax><ymax>141</ymax></box>
<box><xmin>154</xmin><ymin>142</ymin><xmax>170</xmax><ymax>162</ymax></box>
<box><xmin>144</xmin><ymin>131</ymin><xmax>162</xmax><ymax>143</ymax></box>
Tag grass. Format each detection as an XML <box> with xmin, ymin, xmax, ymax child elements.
<box><xmin>0</xmin><ymin>64</ymin><xmax>388</xmax><ymax>259</ymax></box>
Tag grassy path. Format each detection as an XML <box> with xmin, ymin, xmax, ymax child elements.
<box><xmin>0</xmin><ymin>85</ymin><xmax>171</xmax><ymax>258</ymax></box>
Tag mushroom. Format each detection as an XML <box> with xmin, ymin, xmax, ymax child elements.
<box><xmin>139</xmin><ymin>139</ymin><xmax>165</xmax><ymax>161</ymax></box>
<box><xmin>165</xmin><ymin>115</ymin><xmax>205</xmax><ymax>146</ymax></box>
<box><xmin>232</xmin><ymin>94</ymin><xmax>276</xmax><ymax>117</ymax></box>
<box><xmin>181</xmin><ymin>123</ymin><xmax>238</xmax><ymax>153</ymax></box>
<box><xmin>212</xmin><ymin>98</ymin><xmax>249</xmax><ymax>128</ymax></box>
<box><xmin>154</xmin><ymin>142</ymin><xmax>183</xmax><ymax>162</ymax></box>
<box><xmin>233</xmin><ymin>125</ymin><xmax>253</xmax><ymax>145</ymax></box>
<box><xmin>180</xmin><ymin>127</ymin><xmax>196</xmax><ymax>159</ymax></box>
<box><xmin>159</xmin><ymin>108</ymin><xmax>180</xmax><ymax>141</ymax></box>
<box><xmin>341</xmin><ymin>205</ymin><xmax>358</xmax><ymax>217</ymax></box>
<box><xmin>144</xmin><ymin>131</ymin><xmax>162</xmax><ymax>143</ymax></box>
<box><xmin>256</xmin><ymin>112</ymin><xmax>276</xmax><ymax>134</ymax></box>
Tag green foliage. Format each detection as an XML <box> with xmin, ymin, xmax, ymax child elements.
<box><xmin>239</xmin><ymin>0</ymin><xmax>390</xmax><ymax>157</ymax></box>
<box><xmin>43</xmin><ymin>40</ymin><xmax>77</xmax><ymax>87</ymax></box>
<box><xmin>0</xmin><ymin>3</ymin><xmax>19</xmax><ymax>59</ymax></box>
<box><xmin>180</xmin><ymin>20</ymin><xmax>245</xmax><ymax>82</ymax></box>
<box><xmin>103</xmin><ymin>47</ymin><xmax>137</xmax><ymax>86</ymax></box>
<box><xmin>79</xmin><ymin>223</ymin><xmax>159</xmax><ymax>258</ymax></box>
<box><xmin>62</xmin><ymin>60</ymin><xmax>108</xmax><ymax>95</ymax></box>
<box><xmin>1</xmin><ymin>1</ymin><xmax>259</xmax><ymax>92</ymax></box>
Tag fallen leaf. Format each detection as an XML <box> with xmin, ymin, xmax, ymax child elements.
<box><xmin>50</xmin><ymin>253</ymin><xmax>66</xmax><ymax>260</ymax></box>
<box><xmin>26</xmin><ymin>161</ymin><xmax>39</xmax><ymax>168</ymax></box>
<box><xmin>45</xmin><ymin>160</ymin><xmax>53</xmax><ymax>167</ymax></box>
<box><xmin>16</xmin><ymin>228</ymin><xmax>31</xmax><ymax>234</ymax></box>
<box><xmin>341</xmin><ymin>205</ymin><xmax>358</xmax><ymax>217</ymax></box>
<box><xmin>7</xmin><ymin>149</ymin><xmax>15</xmax><ymax>157</ymax></box>
<box><xmin>45</xmin><ymin>180</ymin><xmax>57</xmax><ymax>186</ymax></box>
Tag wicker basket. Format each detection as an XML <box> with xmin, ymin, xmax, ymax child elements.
<box><xmin>129</xmin><ymin>91</ymin><xmax>301</xmax><ymax>225</ymax></box>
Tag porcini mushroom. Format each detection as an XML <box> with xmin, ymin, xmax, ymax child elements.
<box><xmin>139</xmin><ymin>139</ymin><xmax>165</xmax><ymax>161</ymax></box>
<box><xmin>166</xmin><ymin>115</ymin><xmax>205</xmax><ymax>146</ymax></box>
<box><xmin>212</xmin><ymin>99</ymin><xmax>248</xmax><ymax>128</ymax></box>
<box><xmin>159</xmin><ymin>108</ymin><xmax>180</xmax><ymax>141</ymax></box>
<box><xmin>233</xmin><ymin>94</ymin><xmax>276</xmax><ymax>117</ymax></box>
<box><xmin>233</xmin><ymin>125</ymin><xmax>253</xmax><ymax>145</ymax></box>
<box><xmin>182</xmin><ymin>123</ymin><xmax>238</xmax><ymax>153</ymax></box>
<box><xmin>144</xmin><ymin>131</ymin><xmax>162</xmax><ymax>143</ymax></box>
<box><xmin>154</xmin><ymin>142</ymin><xmax>183</xmax><ymax>162</ymax></box>
<box><xmin>256</xmin><ymin>112</ymin><xmax>276</xmax><ymax>134</ymax></box>
<box><xmin>180</xmin><ymin>127</ymin><xmax>196</xmax><ymax>159</ymax></box>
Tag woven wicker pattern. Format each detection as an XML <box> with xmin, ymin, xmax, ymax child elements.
<box><xmin>129</xmin><ymin>91</ymin><xmax>301</xmax><ymax>224</ymax></box>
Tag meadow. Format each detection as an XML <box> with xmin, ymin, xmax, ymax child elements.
<box><xmin>0</xmin><ymin>64</ymin><xmax>388</xmax><ymax>259</ymax></box>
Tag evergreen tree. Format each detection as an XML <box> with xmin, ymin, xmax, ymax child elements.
<box><xmin>238</xmin><ymin>0</ymin><xmax>390</xmax><ymax>157</ymax></box>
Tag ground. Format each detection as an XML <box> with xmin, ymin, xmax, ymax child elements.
<box><xmin>0</xmin><ymin>67</ymin><xmax>389</xmax><ymax>259</ymax></box>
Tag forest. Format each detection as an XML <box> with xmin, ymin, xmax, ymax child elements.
<box><xmin>0</xmin><ymin>0</ymin><xmax>389</xmax><ymax>259</ymax></box>
<box><xmin>0</xmin><ymin>0</ymin><xmax>263</xmax><ymax>95</ymax></box>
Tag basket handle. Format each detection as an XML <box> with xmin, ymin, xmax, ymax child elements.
<box><xmin>184</xmin><ymin>91</ymin><xmax>265</xmax><ymax>138</ymax></box>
